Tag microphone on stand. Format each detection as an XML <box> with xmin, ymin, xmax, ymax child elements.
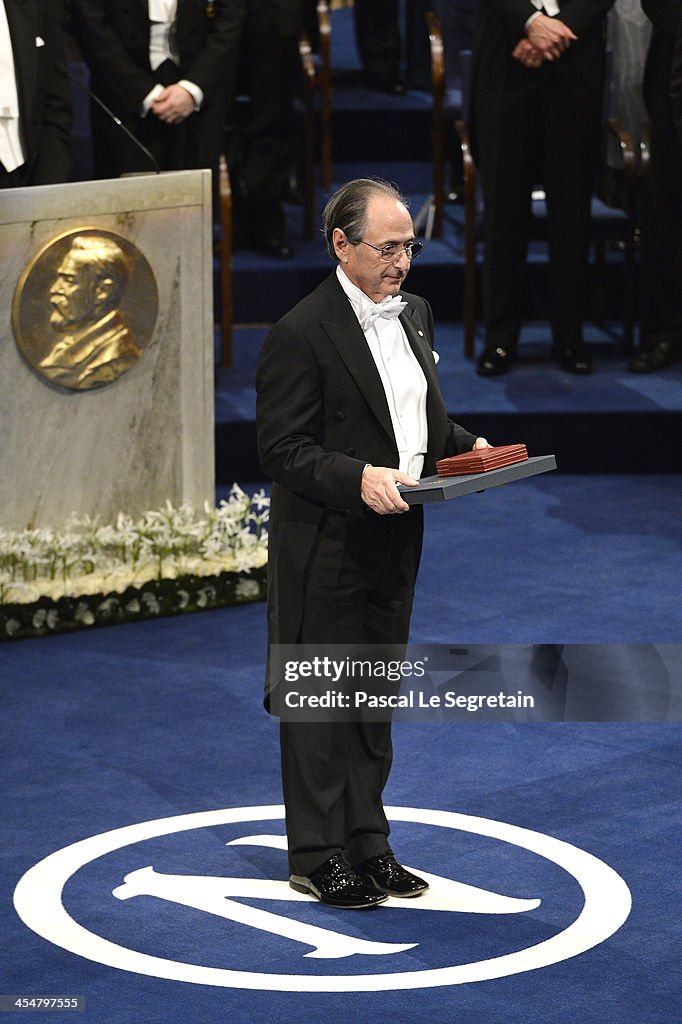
<box><xmin>68</xmin><ymin>71</ymin><xmax>161</xmax><ymax>175</ymax></box>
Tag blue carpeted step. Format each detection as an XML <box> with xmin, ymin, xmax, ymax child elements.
<box><xmin>229</xmin><ymin>168</ymin><xmax>636</xmax><ymax>327</ymax></box>
<box><xmin>213</xmin><ymin>323</ymin><xmax>682</xmax><ymax>483</ymax></box>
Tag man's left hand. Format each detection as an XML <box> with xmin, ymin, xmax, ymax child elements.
<box><xmin>151</xmin><ymin>85</ymin><xmax>195</xmax><ymax>124</ymax></box>
<box><xmin>512</xmin><ymin>39</ymin><xmax>544</xmax><ymax>68</ymax></box>
<box><xmin>473</xmin><ymin>437</ymin><xmax>492</xmax><ymax>449</ymax></box>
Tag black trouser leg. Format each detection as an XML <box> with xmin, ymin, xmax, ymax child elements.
<box><xmin>280</xmin><ymin>509</ymin><xmax>422</xmax><ymax>876</ymax></box>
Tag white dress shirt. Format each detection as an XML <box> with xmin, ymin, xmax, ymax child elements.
<box><xmin>337</xmin><ymin>265</ymin><xmax>428</xmax><ymax>478</ymax></box>
<box><xmin>0</xmin><ymin>0</ymin><xmax>25</xmax><ymax>173</ymax></box>
<box><xmin>149</xmin><ymin>0</ymin><xmax>178</xmax><ymax>70</ymax></box>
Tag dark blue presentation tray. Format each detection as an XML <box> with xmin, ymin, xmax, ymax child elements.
<box><xmin>399</xmin><ymin>455</ymin><xmax>557</xmax><ymax>504</ymax></box>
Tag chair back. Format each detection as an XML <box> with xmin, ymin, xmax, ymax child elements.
<box><xmin>458</xmin><ymin>49</ymin><xmax>473</xmax><ymax>121</ymax></box>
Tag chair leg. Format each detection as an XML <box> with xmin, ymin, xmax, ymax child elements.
<box><xmin>299</xmin><ymin>33</ymin><xmax>316</xmax><ymax>240</ymax></box>
<box><xmin>318</xmin><ymin>1</ymin><xmax>333</xmax><ymax>191</ymax></box>
<box><xmin>218</xmin><ymin>154</ymin><xmax>233</xmax><ymax>370</ymax></box>
<box><xmin>463</xmin><ymin>252</ymin><xmax>476</xmax><ymax>359</ymax></box>
<box><xmin>593</xmin><ymin>239</ymin><xmax>606</xmax><ymax>332</ymax></box>
<box><xmin>456</xmin><ymin>119</ymin><xmax>477</xmax><ymax>359</ymax></box>
<box><xmin>622</xmin><ymin>238</ymin><xmax>635</xmax><ymax>354</ymax></box>
<box><xmin>426</xmin><ymin>10</ymin><xmax>444</xmax><ymax>239</ymax></box>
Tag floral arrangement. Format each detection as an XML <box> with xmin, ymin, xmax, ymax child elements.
<box><xmin>0</xmin><ymin>486</ymin><xmax>269</xmax><ymax>640</ymax></box>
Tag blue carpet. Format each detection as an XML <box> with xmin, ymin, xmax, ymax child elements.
<box><xmin>214</xmin><ymin>322</ymin><xmax>682</xmax><ymax>478</ymax></box>
<box><xmin>215</xmin><ymin>323</ymin><xmax>682</xmax><ymax>425</ymax></box>
<box><xmin>2</xmin><ymin>478</ymin><xmax>680</xmax><ymax>1017</ymax></box>
<box><xmin>2</xmin><ymin>616</ymin><xmax>680</xmax><ymax>1021</ymax></box>
<box><xmin>411</xmin><ymin>473</ymin><xmax>681</xmax><ymax>643</ymax></box>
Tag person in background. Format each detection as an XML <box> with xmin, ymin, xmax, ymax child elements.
<box><xmin>68</xmin><ymin>0</ymin><xmax>243</xmax><ymax>186</ymax></box>
<box><xmin>628</xmin><ymin>0</ymin><xmax>682</xmax><ymax>373</ymax></box>
<box><xmin>471</xmin><ymin>0</ymin><xmax>614</xmax><ymax>377</ymax></box>
<box><xmin>227</xmin><ymin>0</ymin><xmax>302</xmax><ymax>259</ymax></box>
<box><xmin>353</xmin><ymin>0</ymin><xmax>404</xmax><ymax>94</ymax></box>
<box><xmin>0</xmin><ymin>0</ymin><xmax>72</xmax><ymax>188</ymax></box>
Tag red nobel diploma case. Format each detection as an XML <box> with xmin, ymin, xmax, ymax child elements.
<box><xmin>436</xmin><ymin>444</ymin><xmax>528</xmax><ymax>476</ymax></box>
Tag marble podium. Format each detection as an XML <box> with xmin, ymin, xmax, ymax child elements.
<box><xmin>0</xmin><ymin>171</ymin><xmax>215</xmax><ymax>530</ymax></box>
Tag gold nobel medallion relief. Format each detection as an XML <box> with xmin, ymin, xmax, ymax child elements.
<box><xmin>12</xmin><ymin>228</ymin><xmax>159</xmax><ymax>391</ymax></box>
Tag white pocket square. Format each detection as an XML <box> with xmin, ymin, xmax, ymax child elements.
<box><xmin>35</xmin><ymin>36</ymin><xmax>45</xmax><ymax>47</ymax></box>
<box><xmin>432</xmin><ymin>350</ymin><xmax>440</xmax><ymax>364</ymax></box>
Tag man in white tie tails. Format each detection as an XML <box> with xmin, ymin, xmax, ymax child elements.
<box><xmin>470</xmin><ymin>0</ymin><xmax>615</xmax><ymax>377</ymax></box>
<box><xmin>69</xmin><ymin>0</ymin><xmax>242</xmax><ymax>184</ymax></box>
<box><xmin>256</xmin><ymin>178</ymin><xmax>490</xmax><ymax>909</ymax></box>
<box><xmin>0</xmin><ymin>0</ymin><xmax>71</xmax><ymax>188</ymax></box>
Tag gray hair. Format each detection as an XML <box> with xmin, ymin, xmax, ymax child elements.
<box><xmin>321</xmin><ymin>178</ymin><xmax>409</xmax><ymax>259</ymax></box>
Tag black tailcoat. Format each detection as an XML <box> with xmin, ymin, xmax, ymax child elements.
<box><xmin>256</xmin><ymin>271</ymin><xmax>476</xmax><ymax>691</ymax></box>
<box><xmin>2</xmin><ymin>0</ymin><xmax>72</xmax><ymax>186</ymax></box>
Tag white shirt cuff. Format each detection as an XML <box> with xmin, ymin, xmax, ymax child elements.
<box><xmin>178</xmin><ymin>79</ymin><xmax>203</xmax><ymax>110</ymax></box>
<box><xmin>141</xmin><ymin>83</ymin><xmax>164</xmax><ymax>116</ymax></box>
<box><xmin>525</xmin><ymin>11</ymin><xmax>543</xmax><ymax>30</ymax></box>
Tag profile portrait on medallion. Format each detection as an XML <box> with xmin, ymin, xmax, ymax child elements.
<box><xmin>12</xmin><ymin>228</ymin><xmax>158</xmax><ymax>391</ymax></box>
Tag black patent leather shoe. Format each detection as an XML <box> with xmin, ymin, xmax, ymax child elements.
<box><xmin>628</xmin><ymin>339</ymin><xmax>682</xmax><ymax>373</ymax></box>
<box><xmin>289</xmin><ymin>854</ymin><xmax>388</xmax><ymax>909</ymax></box>
<box><xmin>357</xmin><ymin>853</ymin><xmax>429</xmax><ymax>898</ymax></box>
<box><xmin>477</xmin><ymin>345</ymin><xmax>517</xmax><ymax>376</ymax></box>
<box><xmin>555</xmin><ymin>346</ymin><xmax>593</xmax><ymax>374</ymax></box>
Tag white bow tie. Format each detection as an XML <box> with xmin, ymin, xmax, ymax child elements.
<box><xmin>358</xmin><ymin>295</ymin><xmax>407</xmax><ymax>331</ymax></box>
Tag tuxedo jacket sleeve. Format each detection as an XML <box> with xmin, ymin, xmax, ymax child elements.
<box><xmin>5</xmin><ymin>0</ymin><xmax>72</xmax><ymax>184</ymax></box>
<box><xmin>256</xmin><ymin>273</ymin><xmax>477</xmax><ymax>519</ymax></box>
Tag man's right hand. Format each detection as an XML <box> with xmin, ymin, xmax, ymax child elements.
<box><xmin>361</xmin><ymin>465</ymin><xmax>417</xmax><ymax>515</ymax></box>
<box><xmin>527</xmin><ymin>14</ymin><xmax>576</xmax><ymax>61</ymax></box>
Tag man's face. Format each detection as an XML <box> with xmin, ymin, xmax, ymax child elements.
<box><xmin>49</xmin><ymin>252</ymin><xmax>98</xmax><ymax>330</ymax></box>
<box><xmin>335</xmin><ymin>194</ymin><xmax>415</xmax><ymax>302</ymax></box>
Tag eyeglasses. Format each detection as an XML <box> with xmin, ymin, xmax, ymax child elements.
<box><xmin>356</xmin><ymin>239</ymin><xmax>425</xmax><ymax>261</ymax></box>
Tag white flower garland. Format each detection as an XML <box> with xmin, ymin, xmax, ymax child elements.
<box><xmin>0</xmin><ymin>486</ymin><xmax>269</xmax><ymax>605</ymax></box>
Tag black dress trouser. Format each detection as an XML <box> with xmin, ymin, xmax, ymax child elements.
<box><xmin>280</xmin><ymin>505</ymin><xmax>423</xmax><ymax>877</ymax></box>
<box><xmin>473</xmin><ymin>34</ymin><xmax>605</xmax><ymax>351</ymax></box>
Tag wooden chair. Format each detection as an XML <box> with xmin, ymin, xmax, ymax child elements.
<box><xmin>216</xmin><ymin>154</ymin><xmax>233</xmax><ymax>368</ymax></box>
<box><xmin>417</xmin><ymin>10</ymin><xmax>465</xmax><ymax>239</ymax></box>
<box><xmin>299</xmin><ymin>1</ymin><xmax>333</xmax><ymax>239</ymax></box>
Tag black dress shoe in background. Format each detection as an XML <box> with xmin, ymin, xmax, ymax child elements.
<box><xmin>628</xmin><ymin>338</ymin><xmax>682</xmax><ymax>373</ymax></box>
<box><xmin>256</xmin><ymin>232</ymin><xmax>294</xmax><ymax>260</ymax></box>
<box><xmin>289</xmin><ymin>853</ymin><xmax>388</xmax><ymax>909</ymax></box>
<box><xmin>555</xmin><ymin>346</ymin><xmax>593</xmax><ymax>374</ymax></box>
<box><xmin>366</xmin><ymin>74</ymin><xmax>406</xmax><ymax>96</ymax></box>
<box><xmin>357</xmin><ymin>853</ymin><xmax>429</xmax><ymax>898</ymax></box>
<box><xmin>477</xmin><ymin>345</ymin><xmax>516</xmax><ymax>376</ymax></box>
